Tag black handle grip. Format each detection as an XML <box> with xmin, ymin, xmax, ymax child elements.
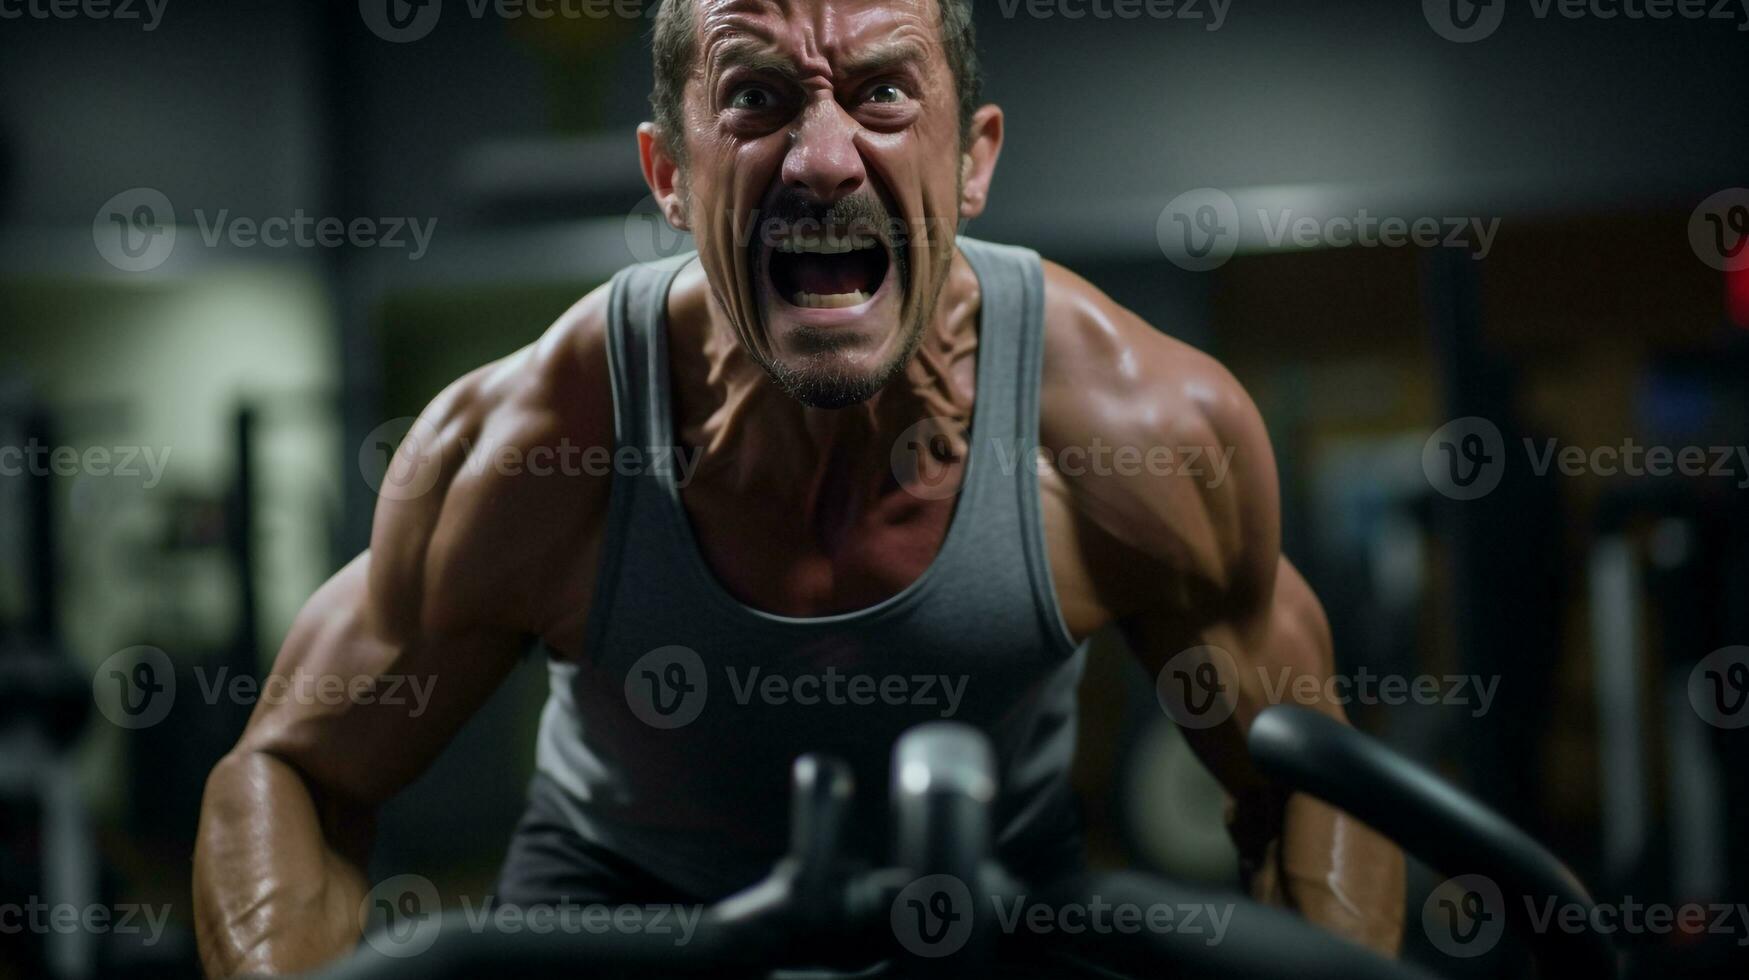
<box><xmin>1247</xmin><ymin>705</ymin><xmax>1618</xmax><ymax>979</ymax></box>
<box><xmin>1035</xmin><ymin>872</ymin><xmax>1444</xmax><ymax>980</ymax></box>
<box><xmin>311</xmin><ymin>909</ymin><xmax>740</xmax><ymax>980</ymax></box>
<box><xmin>891</xmin><ymin>723</ymin><xmax>999</xmax><ymax>974</ymax></box>
<box><xmin>891</xmin><ymin>722</ymin><xmax>995</xmax><ymax>879</ymax></box>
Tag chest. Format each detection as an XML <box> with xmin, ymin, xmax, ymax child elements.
<box><xmin>541</xmin><ymin>455</ymin><xmax>1121</xmax><ymax>662</ymax></box>
<box><xmin>671</xmin><ymin>455</ymin><xmax>1113</xmax><ymax>639</ymax></box>
<box><xmin>677</xmin><ymin>464</ymin><xmax>961</xmax><ymax>618</ymax></box>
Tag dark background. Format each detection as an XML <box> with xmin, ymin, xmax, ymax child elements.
<box><xmin>1</xmin><ymin>0</ymin><xmax>1746</xmax><ymax>976</ymax></box>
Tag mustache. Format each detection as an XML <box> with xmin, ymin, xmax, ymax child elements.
<box><xmin>754</xmin><ymin>191</ymin><xmax>908</xmax><ymax>250</ymax></box>
<box><xmin>751</xmin><ymin>192</ymin><xmax>910</xmax><ymax>293</ymax></box>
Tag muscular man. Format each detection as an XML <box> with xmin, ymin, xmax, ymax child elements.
<box><xmin>193</xmin><ymin>0</ymin><xmax>1404</xmax><ymax>974</ymax></box>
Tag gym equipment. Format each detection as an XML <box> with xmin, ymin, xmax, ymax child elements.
<box><xmin>1250</xmin><ymin>707</ymin><xmax>1618</xmax><ymax>979</ymax></box>
<box><xmin>0</xmin><ymin>401</ymin><xmax>100</xmax><ymax>979</ymax></box>
<box><xmin>306</xmin><ymin>707</ymin><xmax>1614</xmax><ymax>980</ymax></box>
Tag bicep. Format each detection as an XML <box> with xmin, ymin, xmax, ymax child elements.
<box><xmin>1120</xmin><ymin>555</ymin><xmax>1342</xmax><ymax>799</ymax></box>
<box><xmin>235</xmin><ymin>552</ymin><xmax>526</xmax><ymax>808</ymax></box>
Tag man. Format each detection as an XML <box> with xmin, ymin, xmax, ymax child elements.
<box><xmin>193</xmin><ymin>0</ymin><xmax>1405</xmax><ymax>974</ymax></box>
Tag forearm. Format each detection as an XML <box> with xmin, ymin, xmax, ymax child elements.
<box><xmin>1251</xmin><ymin>794</ymin><xmax>1405</xmax><ymax>956</ymax></box>
<box><xmin>194</xmin><ymin>750</ymin><xmax>374</xmax><ymax>978</ymax></box>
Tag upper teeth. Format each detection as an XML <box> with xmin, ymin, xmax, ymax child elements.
<box><xmin>774</xmin><ymin>232</ymin><xmax>879</xmax><ymax>254</ymax></box>
<box><xmin>792</xmin><ymin>290</ymin><xmax>871</xmax><ymax>309</ymax></box>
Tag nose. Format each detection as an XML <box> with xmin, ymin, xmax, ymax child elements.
<box><xmin>781</xmin><ymin>98</ymin><xmax>867</xmax><ymax>203</ymax></box>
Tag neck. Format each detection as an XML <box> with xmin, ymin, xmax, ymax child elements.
<box><xmin>669</xmin><ymin>250</ymin><xmax>981</xmax><ymax>500</ymax></box>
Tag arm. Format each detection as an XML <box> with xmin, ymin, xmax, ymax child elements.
<box><xmin>191</xmin><ymin>553</ymin><xmax>526</xmax><ymax>977</ymax></box>
<box><xmin>1038</xmin><ymin>262</ymin><xmax>1405</xmax><ymax>954</ymax></box>
<box><xmin>193</xmin><ymin>297</ymin><xmax>614</xmax><ymax>976</ymax></box>
<box><xmin>1124</xmin><ymin>558</ymin><xmax>1407</xmax><ymax>953</ymax></box>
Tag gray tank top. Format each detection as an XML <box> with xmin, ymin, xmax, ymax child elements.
<box><xmin>534</xmin><ymin>237</ymin><xmax>1089</xmax><ymax>900</ymax></box>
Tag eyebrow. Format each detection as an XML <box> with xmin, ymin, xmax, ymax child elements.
<box><xmin>710</xmin><ymin>38</ymin><xmax>804</xmax><ymax>82</ymax></box>
<box><xmin>838</xmin><ymin>39</ymin><xmax>929</xmax><ymax>79</ymax></box>
<box><xmin>709</xmin><ymin>37</ymin><xmax>929</xmax><ymax>84</ymax></box>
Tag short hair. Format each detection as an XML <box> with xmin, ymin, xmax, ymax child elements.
<box><xmin>649</xmin><ymin>0</ymin><xmax>982</xmax><ymax>166</ymax></box>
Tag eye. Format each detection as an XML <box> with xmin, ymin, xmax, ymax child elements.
<box><xmin>729</xmin><ymin>85</ymin><xmax>777</xmax><ymax>111</ymax></box>
<box><xmin>866</xmin><ymin>83</ymin><xmax>907</xmax><ymax>105</ymax></box>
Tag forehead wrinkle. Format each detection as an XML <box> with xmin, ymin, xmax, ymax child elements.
<box><xmin>836</xmin><ymin>38</ymin><xmax>929</xmax><ymax>79</ymax></box>
<box><xmin>702</xmin><ymin>0</ymin><xmax>779</xmax><ymax>20</ymax></box>
<box><xmin>715</xmin><ymin>37</ymin><xmax>926</xmax><ymax>88</ymax></box>
<box><xmin>819</xmin><ymin>14</ymin><xmax>942</xmax><ymax>92</ymax></box>
<box><xmin>697</xmin><ymin>0</ymin><xmax>778</xmax><ymax>71</ymax></box>
<box><xmin>700</xmin><ymin>0</ymin><xmax>937</xmax><ymax>84</ymax></box>
<box><xmin>701</xmin><ymin>14</ymin><xmax>828</xmax><ymax>87</ymax></box>
<box><xmin>708</xmin><ymin>35</ymin><xmax>804</xmax><ymax>82</ymax></box>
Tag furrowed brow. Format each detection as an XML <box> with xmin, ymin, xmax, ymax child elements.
<box><xmin>710</xmin><ymin>37</ymin><xmax>804</xmax><ymax>83</ymax></box>
<box><xmin>837</xmin><ymin>40</ymin><xmax>929</xmax><ymax>80</ymax></box>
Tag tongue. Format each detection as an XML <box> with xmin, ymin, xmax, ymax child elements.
<box><xmin>792</xmin><ymin>251</ymin><xmax>875</xmax><ymax>296</ymax></box>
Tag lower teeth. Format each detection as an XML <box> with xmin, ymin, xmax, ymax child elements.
<box><xmin>792</xmin><ymin>290</ymin><xmax>871</xmax><ymax>309</ymax></box>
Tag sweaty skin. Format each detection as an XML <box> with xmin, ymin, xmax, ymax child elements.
<box><xmin>193</xmin><ymin>0</ymin><xmax>1403</xmax><ymax>974</ymax></box>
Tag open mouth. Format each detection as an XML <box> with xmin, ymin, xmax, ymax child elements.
<box><xmin>764</xmin><ymin>231</ymin><xmax>892</xmax><ymax>311</ymax></box>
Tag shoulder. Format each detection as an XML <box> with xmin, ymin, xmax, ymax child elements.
<box><xmin>367</xmin><ymin>283</ymin><xmax>619</xmax><ymax>639</ymax></box>
<box><xmin>1037</xmin><ymin>260</ymin><xmax>1260</xmax><ymax>453</ymax></box>
<box><xmin>1036</xmin><ymin>259</ymin><xmax>1280</xmax><ymax>609</ymax></box>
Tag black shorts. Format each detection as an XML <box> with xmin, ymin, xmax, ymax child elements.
<box><xmin>493</xmin><ymin>774</ymin><xmax>1117</xmax><ymax>977</ymax></box>
<box><xmin>495</xmin><ymin>772</ymin><xmax>1090</xmax><ymax>907</ymax></box>
<box><xmin>494</xmin><ymin>773</ymin><xmax>702</xmax><ymax>907</ymax></box>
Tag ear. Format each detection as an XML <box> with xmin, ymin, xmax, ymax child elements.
<box><xmin>957</xmin><ymin>104</ymin><xmax>1004</xmax><ymax>220</ymax></box>
<box><xmin>638</xmin><ymin>122</ymin><xmax>690</xmax><ymax>231</ymax></box>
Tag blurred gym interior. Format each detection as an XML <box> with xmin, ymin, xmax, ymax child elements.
<box><xmin>1</xmin><ymin>1</ymin><xmax>1746</xmax><ymax>976</ymax></box>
